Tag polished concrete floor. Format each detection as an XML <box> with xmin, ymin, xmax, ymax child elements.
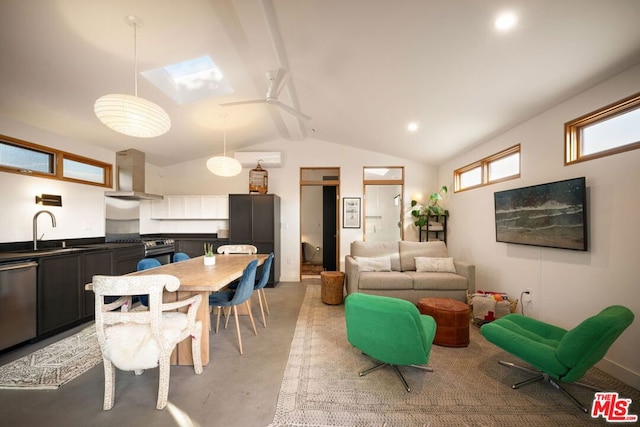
<box><xmin>0</xmin><ymin>281</ymin><xmax>308</xmax><ymax>427</ymax></box>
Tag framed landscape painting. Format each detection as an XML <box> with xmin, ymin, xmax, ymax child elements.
<box><xmin>494</xmin><ymin>177</ymin><xmax>587</xmax><ymax>251</ymax></box>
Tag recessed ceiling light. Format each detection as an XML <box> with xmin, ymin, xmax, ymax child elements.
<box><xmin>407</xmin><ymin>122</ymin><xmax>418</xmax><ymax>132</ymax></box>
<box><xmin>495</xmin><ymin>12</ymin><xmax>518</xmax><ymax>31</ymax></box>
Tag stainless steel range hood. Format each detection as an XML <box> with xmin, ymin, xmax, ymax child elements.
<box><xmin>105</xmin><ymin>149</ymin><xmax>163</xmax><ymax>200</ymax></box>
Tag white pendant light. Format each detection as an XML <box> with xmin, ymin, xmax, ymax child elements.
<box><xmin>207</xmin><ymin>114</ymin><xmax>242</xmax><ymax>177</ymax></box>
<box><xmin>94</xmin><ymin>16</ymin><xmax>170</xmax><ymax>138</ymax></box>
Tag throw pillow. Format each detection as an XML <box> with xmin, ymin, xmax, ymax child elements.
<box><xmin>414</xmin><ymin>257</ymin><xmax>457</xmax><ymax>273</ymax></box>
<box><xmin>354</xmin><ymin>256</ymin><xmax>392</xmax><ymax>272</ymax></box>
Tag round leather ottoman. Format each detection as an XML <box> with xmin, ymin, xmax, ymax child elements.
<box><xmin>320</xmin><ymin>271</ymin><xmax>344</xmax><ymax>305</ymax></box>
<box><xmin>417</xmin><ymin>297</ymin><xmax>470</xmax><ymax>347</ymax></box>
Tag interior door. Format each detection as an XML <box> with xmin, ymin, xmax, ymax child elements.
<box><xmin>300</xmin><ymin>168</ymin><xmax>340</xmax><ymax>278</ymax></box>
<box><xmin>322</xmin><ymin>186</ymin><xmax>337</xmax><ymax>271</ymax></box>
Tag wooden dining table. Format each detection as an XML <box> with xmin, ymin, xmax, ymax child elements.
<box><xmin>87</xmin><ymin>253</ymin><xmax>266</xmax><ymax>366</ymax></box>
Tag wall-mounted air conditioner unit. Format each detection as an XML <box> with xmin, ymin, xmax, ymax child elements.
<box><xmin>233</xmin><ymin>152</ymin><xmax>283</xmax><ymax>168</ymax></box>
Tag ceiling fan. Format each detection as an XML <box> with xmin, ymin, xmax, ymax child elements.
<box><xmin>221</xmin><ymin>68</ymin><xmax>311</xmax><ymax>121</ymax></box>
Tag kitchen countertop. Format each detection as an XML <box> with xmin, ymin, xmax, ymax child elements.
<box><xmin>0</xmin><ymin>242</ymin><xmax>143</xmax><ymax>264</ymax></box>
<box><xmin>0</xmin><ymin>233</ymin><xmax>227</xmax><ymax>264</ymax></box>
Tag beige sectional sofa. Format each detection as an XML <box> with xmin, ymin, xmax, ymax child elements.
<box><xmin>345</xmin><ymin>240</ymin><xmax>475</xmax><ymax>304</ymax></box>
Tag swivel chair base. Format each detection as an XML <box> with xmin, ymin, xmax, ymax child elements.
<box><xmin>498</xmin><ymin>360</ymin><xmax>600</xmax><ymax>413</ymax></box>
<box><xmin>359</xmin><ymin>360</ymin><xmax>433</xmax><ymax>392</ymax></box>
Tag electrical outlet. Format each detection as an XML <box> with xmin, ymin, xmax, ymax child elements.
<box><xmin>523</xmin><ymin>288</ymin><xmax>533</xmax><ymax>303</ymax></box>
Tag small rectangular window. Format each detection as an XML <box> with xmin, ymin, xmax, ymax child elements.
<box><xmin>0</xmin><ymin>140</ymin><xmax>54</xmax><ymax>174</ymax></box>
<box><xmin>565</xmin><ymin>92</ymin><xmax>640</xmax><ymax>164</ymax></box>
<box><xmin>63</xmin><ymin>158</ymin><xmax>106</xmax><ymax>184</ymax></box>
<box><xmin>0</xmin><ymin>134</ymin><xmax>112</xmax><ymax>188</ymax></box>
<box><xmin>460</xmin><ymin>167</ymin><xmax>482</xmax><ymax>189</ymax></box>
<box><xmin>488</xmin><ymin>151</ymin><xmax>520</xmax><ymax>182</ymax></box>
<box><xmin>454</xmin><ymin>145</ymin><xmax>520</xmax><ymax>192</ymax></box>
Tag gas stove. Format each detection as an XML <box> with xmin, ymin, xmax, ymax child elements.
<box><xmin>108</xmin><ymin>238</ymin><xmax>175</xmax><ymax>257</ymax></box>
<box><xmin>142</xmin><ymin>239</ymin><xmax>175</xmax><ymax>257</ymax></box>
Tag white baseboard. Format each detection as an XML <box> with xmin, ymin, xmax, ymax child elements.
<box><xmin>596</xmin><ymin>357</ymin><xmax>640</xmax><ymax>390</ymax></box>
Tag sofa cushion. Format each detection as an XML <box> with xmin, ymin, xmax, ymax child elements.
<box><xmin>350</xmin><ymin>241</ymin><xmax>401</xmax><ymax>271</ymax></box>
<box><xmin>354</xmin><ymin>256</ymin><xmax>392</xmax><ymax>272</ymax></box>
<box><xmin>399</xmin><ymin>241</ymin><xmax>449</xmax><ymax>271</ymax></box>
<box><xmin>415</xmin><ymin>257</ymin><xmax>457</xmax><ymax>273</ymax></box>
<box><xmin>358</xmin><ymin>271</ymin><xmax>413</xmax><ymax>290</ymax></box>
<box><xmin>406</xmin><ymin>271</ymin><xmax>468</xmax><ymax>290</ymax></box>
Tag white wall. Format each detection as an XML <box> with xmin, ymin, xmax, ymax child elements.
<box><xmin>439</xmin><ymin>63</ymin><xmax>640</xmax><ymax>388</ymax></box>
<box><xmin>153</xmin><ymin>137</ymin><xmax>435</xmax><ymax>281</ymax></box>
<box><xmin>0</xmin><ymin>116</ymin><xmax>113</xmax><ymax>243</ymax></box>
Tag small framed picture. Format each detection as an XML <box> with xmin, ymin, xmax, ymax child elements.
<box><xmin>343</xmin><ymin>197</ymin><xmax>361</xmax><ymax>228</ymax></box>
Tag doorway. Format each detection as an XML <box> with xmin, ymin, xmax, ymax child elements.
<box><xmin>363</xmin><ymin>166</ymin><xmax>404</xmax><ymax>242</ymax></box>
<box><xmin>300</xmin><ymin>168</ymin><xmax>340</xmax><ymax>279</ymax></box>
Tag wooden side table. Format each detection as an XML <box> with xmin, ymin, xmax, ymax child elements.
<box><xmin>320</xmin><ymin>271</ymin><xmax>344</xmax><ymax>305</ymax></box>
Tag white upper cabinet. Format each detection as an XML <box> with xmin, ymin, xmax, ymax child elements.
<box><xmin>151</xmin><ymin>195</ymin><xmax>229</xmax><ymax>219</ymax></box>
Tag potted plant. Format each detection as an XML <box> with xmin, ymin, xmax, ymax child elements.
<box><xmin>410</xmin><ymin>185</ymin><xmax>449</xmax><ymax>228</ymax></box>
<box><xmin>203</xmin><ymin>243</ymin><xmax>216</xmax><ymax>265</ymax></box>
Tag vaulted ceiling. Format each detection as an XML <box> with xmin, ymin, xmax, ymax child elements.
<box><xmin>1</xmin><ymin>0</ymin><xmax>639</xmax><ymax>166</ymax></box>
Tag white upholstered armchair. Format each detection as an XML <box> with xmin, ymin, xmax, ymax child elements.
<box><xmin>92</xmin><ymin>274</ymin><xmax>203</xmax><ymax>410</ymax></box>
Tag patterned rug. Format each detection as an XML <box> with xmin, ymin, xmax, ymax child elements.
<box><xmin>0</xmin><ymin>324</ymin><xmax>102</xmax><ymax>389</ymax></box>
<box><xmin>270</xmin><ymin>282</ymin><xmax>640</xmax><ymax>426</ymax></box>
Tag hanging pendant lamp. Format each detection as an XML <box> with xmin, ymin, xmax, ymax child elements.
<box><xmin>94</xmin><ymin>16</ymin><xmax>171</xmax><ymax>138</ymax></box>
<box><xmin>207</xmin><ymin>114</ymin><xmax>242</xmax><ymax>177</ymax></box>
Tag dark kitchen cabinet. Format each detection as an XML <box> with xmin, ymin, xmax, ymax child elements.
<box><xmin>37</xmin><ymin>253</ymin><xmax>82</xmax><ymax>335</ymax></box>
<box><xmin>112</xmin><ymin>245</ymin><xmax>144</xmax><ymax>275</ymax></box>
<box><xmin>228</xmin><ymin>194</ymin><xmax>280</xmax><ymax>286</ymax></box>
<box><xmin>81</xmin><ymin>249</ymin><xmax>112</xmax><ymax>318</ymax></box>
<box><xmin>176</xmin><ymin>239</ymin><xmax>226</xmax><ymax>258</ymax></box>
<box><xmin>37</xmin><ymin>246</ymin><xmax>141</xmax><ymax>337</ymax></box>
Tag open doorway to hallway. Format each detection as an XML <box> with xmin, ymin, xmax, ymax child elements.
<box><xmin>300</xmin><ymin>168</ymin><xmax>340</xmax><ymax>279</ymax></box>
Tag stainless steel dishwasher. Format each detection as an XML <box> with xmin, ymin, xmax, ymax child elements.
<box><xmin>0</xmin><ymin>260</ymin><xmax>38</xmax><ymax>351</ymax></box>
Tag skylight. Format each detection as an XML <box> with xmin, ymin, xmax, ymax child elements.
<box><xmin>142</xmin><ymin>56</ymin><xmax>233</xmax><ymax>104</ymax></box>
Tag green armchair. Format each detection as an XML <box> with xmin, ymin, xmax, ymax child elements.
<box><xmin>345</xmin><ymin>293</ymin><xmax>437</xmax><ymax>392</ymax></box>
<box><xmin>481</xmin><ymin>305</ymin><xmax>634</xmax><ymax>412</ymax></box>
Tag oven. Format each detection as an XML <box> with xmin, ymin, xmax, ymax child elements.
<box><xmin>143</xmin><ymin>239</ymin><xmax>175</xmax><ymax>265</ymax></box>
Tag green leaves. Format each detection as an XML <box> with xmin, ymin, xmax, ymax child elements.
<box><xmin>204</xmin><ymin>243</ymin><xmax>214</xmax><ymax>256</ymax></box>
<box><xmin>410</xmin><ymin>185</ymin><xmax>449</xmax><ymax>226</ymax></box>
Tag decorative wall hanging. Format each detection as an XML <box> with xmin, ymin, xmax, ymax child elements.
<box><xmin>343</xmin><ymin>197</ymin><xmax>361</xmax><ymax>228</ymax></box>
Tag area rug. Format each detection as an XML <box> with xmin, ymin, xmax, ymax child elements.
<box><xmin>0</xmin><ymin>324</ymin><xmax>102</xmax><ymax>390</ymax></box>
<box><xmin>270</xmin><ymin>282</ymin><xmax>640</xmax><ymax>426</ymax></box>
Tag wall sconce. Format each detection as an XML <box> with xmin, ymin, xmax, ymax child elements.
<box><xmin>35</xmin><ymin>194</ymin><xmax>62</xmax><ymax>207</ymax></box>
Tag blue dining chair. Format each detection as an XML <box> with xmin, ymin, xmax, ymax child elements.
<box><xmin>136</xmin><ymin>258</ymin><xmax>161</xmax><ymax>307</ymax></box>
<box><xmin>173</xmin><ymin>252</ymin><xmax>190</xmax><ymax>262</ymax></box>
<box><xmin>227</xmin><ymin>253</ymin><xmax>274</xmax><ymax>327</ymax></box>
<box><xmin>254</xmin><ymin>253</ymin><xmax>274</xmax><ymax>328</ymax></box>
<box><xmin>209</xmin><ymin>259</ymin><xmax>258</xmax><ymax>355</ymax></box>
